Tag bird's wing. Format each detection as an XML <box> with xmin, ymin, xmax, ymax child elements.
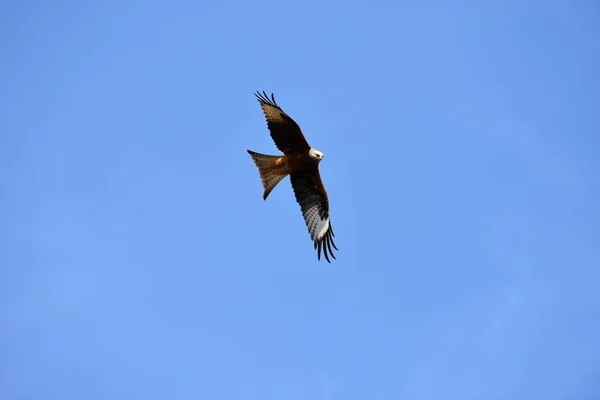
<box><xmin>290</xmin><ymin>168</ymin><xmax>337</xmax><ymax>262</ymax></box>
<box><xmin>255</xmin><ymin>91</ymin><xmax>311</xmax><ymax>155</ymax></box>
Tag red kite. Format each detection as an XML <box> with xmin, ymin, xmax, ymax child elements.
<box><xmin>247</xmin><ymin>91</ymin><xmax>338</xmax><ymax>262</ymax></box>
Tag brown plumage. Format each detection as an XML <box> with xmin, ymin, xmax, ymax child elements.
<box><xmin>247</xmin><ymin>91</ymin><xmax>338</xmax><ymax>262</ymax></box>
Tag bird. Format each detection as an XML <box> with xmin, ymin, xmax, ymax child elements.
<box><xmin>247</xmin><ymin>91</ymin><xmax>338</xmax><ymax>263</ymax></box>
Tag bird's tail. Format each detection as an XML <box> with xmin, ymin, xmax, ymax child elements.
<box><xmin>247</xmin><ymin>150</ymin><xmax>288</xmax><ymax>200</ymax></box>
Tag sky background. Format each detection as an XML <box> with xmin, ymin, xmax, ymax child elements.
<box><xmin>2</xmin><ymin>1</ymin><xmax>600</xmax><ymax>399</ymax></box>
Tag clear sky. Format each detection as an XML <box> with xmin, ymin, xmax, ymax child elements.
<box><xmin>2</xmin><ymin>1</ymin><xmax>599</xmax><ymax>399</ymax></box>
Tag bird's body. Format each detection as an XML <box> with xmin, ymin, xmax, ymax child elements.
<box><xmin>267</xmin><ymin>151</ymin><xmax>320</xmax><ymax>176</ymax></box>
<box><xmin>247</xmin><ymin>91</ymin><xmax>337</xmax><ymax>262</ymax></box>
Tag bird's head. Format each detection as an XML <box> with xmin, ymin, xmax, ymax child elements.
<box><xmin>309</xmin><ymin>148</ymin><xmax>324</xmax><ymax>162</ymax></box>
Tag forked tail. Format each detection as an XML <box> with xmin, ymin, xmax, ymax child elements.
<box><xmin>247</xmin><ymin>150</ymin><xmax>288</xmax><ymax>200</ymax></box>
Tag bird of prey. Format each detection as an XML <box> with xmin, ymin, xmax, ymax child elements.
<box><xmin>247</xmin><ymin>91</ymin><xmax>338</xmax><ymax>262</ymax></box>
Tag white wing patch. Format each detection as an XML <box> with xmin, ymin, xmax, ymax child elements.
<box><xmin>303</xmin><ymin>202</ymin><xmax>330</xmax><ymax>241</ymax></box>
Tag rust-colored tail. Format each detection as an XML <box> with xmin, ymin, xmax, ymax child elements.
<box><xmin>247</xmin><ymin>150</ymin><xmax>288</xmax><ymax>200</ymax></box>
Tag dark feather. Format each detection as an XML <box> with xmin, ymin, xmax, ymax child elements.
<box><xmin>254</xmin><ymin>91</ymin><xmax>311</xmax><ymax>155</ymax></box>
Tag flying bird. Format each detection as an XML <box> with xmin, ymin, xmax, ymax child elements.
<box><xmin>247</xmin><ymin>91</ymin><xmax>338</xmax><ymax>262</ymax></box>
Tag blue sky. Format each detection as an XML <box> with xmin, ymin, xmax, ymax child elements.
<box><xmin>2</xmin><ymin>1</ymin><xmax>600</xmax><ymax>399</ymax></box>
